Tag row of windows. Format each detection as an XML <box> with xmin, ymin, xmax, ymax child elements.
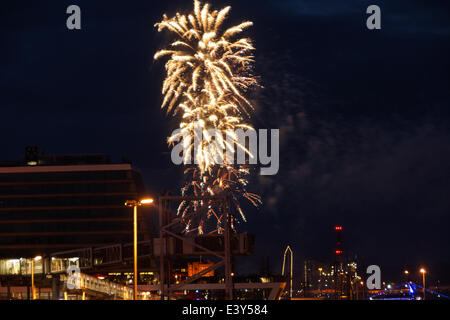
<box><xmin>0</xmin><ymin>221</ymin><xmax>135</xmax><ymax>233</ymax></box>
<box><xmin>0</xmin><ymin>182</ymin><xmax>135</xmax><ymax>195</ymax></box>
<box><xmin>0</xmin><ymin>170</ymin><xmax>132</xmax><ymax>183</ymax></box>
<box><xmin>0</xmin><ymin>196</ymin><xmax>132</xmax><ymax>208</ymax></box>
<box><xmin>0</xmin><ymin>258</ymin><xmax>43</xmax><ymax>275</ymax></box>
<box><xmin>0</xmin><ymin>234</ymin><xmax>133</xmax><ymax>246</ymax></box>
<box><xmin>0</xmin><ymin>208</ymin><xmax>143</xmax><ymax>220</ymax></box>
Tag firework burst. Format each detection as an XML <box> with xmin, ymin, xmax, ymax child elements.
<box><xmin>154</xmin><ymin>0</ymin><xmax>260</xmax><ymax>234</ymax></box>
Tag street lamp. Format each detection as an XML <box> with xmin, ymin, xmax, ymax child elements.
<box><xmin>360</xmin><ymin>281</ymin><xmax>365</xmax><ymax>300</ymax></box>
<box><xmin>125</xmin><ymin>198</ymin><xmax>154</xmax><ymax>300</ymax></box>
<box><xmin>318</xmin><ymin>268</ymin><xmax>323</xmax><ymax>295</ymax></box>
<box><xmin>31</xmin><ymin>255</ymin><xmax>42</xmax><ymax>300</ymax></box>
<box><xmin>404</xmin><ymin>270</ymin><xmax>409</xmax><ymax>281</ymax></box>
<box><xmin>420</xmin><ymin>268</ymin><xmax>426</xmax><ymax>300</ymax></box>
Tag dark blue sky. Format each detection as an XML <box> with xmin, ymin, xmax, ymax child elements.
<box><xmin>1</xmin><ymin>1</ymin><xmax>450</xmax><ymax>283</ymax></box>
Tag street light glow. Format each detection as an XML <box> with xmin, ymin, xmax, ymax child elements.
<box><xmin>125</xmin><ymin>198</ymin><xmax>154</xmax><ymax>207</ymax></box>
<box><xmin>420</xmin><ymin>268</ymin><xmax>426</xmax><ymax>274</ymax></box>
<box><xmin>140</xmin><ymin>198</ymin><xmax>154</xmax><ymax>205</ymax></box>
<box><xmin>34</xmin><ymin>255</ymin><xmax>42</xmax><ymax>261</ymax></box>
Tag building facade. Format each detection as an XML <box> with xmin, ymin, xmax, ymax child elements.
<box><xmin>303</xmin><ymin>259</ymin><xmax>360</xmax><ymax>299</ymax></box>
<box><xmin>0</xmin><ymin>149</ymin><xmax>151</xmax><ymax>277</ymax></box>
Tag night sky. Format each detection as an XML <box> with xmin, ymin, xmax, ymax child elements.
<box><xmin>1</xmin><ymin>1</ymin><xmax>450</xmax><ymax>284</ymax></box>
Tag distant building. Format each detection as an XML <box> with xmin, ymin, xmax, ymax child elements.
<box><xmin>0</xmin><ymin>148</ymin><xmax>152</xmax><ymax>297</ymax></box>
<box><xmin>303</xmin><ymin>259</ymin><xmax>334</xmax><ymax>298</ymax></box>
<box><xmin>303</xmin><ymin>259</ymin><xmax>360</xmax><ymax>299</ymax></box>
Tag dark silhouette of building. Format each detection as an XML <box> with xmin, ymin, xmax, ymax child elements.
<box><xmin>0</xmin><ymin>147</ymin><xmax>149</xmax><ymax>259</ymax></box>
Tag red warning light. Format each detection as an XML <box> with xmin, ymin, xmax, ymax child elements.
<box><xmin>335</xmin><ymin>250</ymin><xmax>343</xmax><ymax>255</ymax></box>
<box><xmin>335</xmin><ymin>226</ymin><xmax>343</xmax><ymax>231</ymax></box>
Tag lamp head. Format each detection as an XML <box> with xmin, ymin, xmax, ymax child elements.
<box><xmin>140</xmin><ymin>198</ymin><xmax>154</xmax><ymax>205</ymax></box>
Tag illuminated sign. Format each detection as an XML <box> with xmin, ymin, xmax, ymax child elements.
<box><xmin>187</xmin><ymin>262</ymin><xmax>214</xmax><ymax>277</ymax></box>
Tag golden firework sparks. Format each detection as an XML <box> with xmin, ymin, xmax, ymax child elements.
<box><xmin>155</xmin><ymin>0</ymin><xmax>260</xmax><ymax>234</ymax></box>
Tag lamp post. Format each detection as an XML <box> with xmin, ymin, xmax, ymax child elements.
<box><xmin>404</xmin><ymin>270</ymin><xmax>409</xmax><ymax>282</ymax></box>
<box><xmin>31</xmin><ymin>255</ymin><xmax>42</xmax><ymax>300</ymax></box>
<box><xmin>125</xmin><ymin>198</ymin><xmax>154</xmax><ymax>300</ymax></box>
<box><xmin>318</xmin><ymin>267</ymin><xmax>323</xmax><ymax>296</ymax></box>
<box><xmin>360</xmin><ymin>281</ymin><xmax>365</xmax><ymax>300</ymax></box>
<box><xmin>420</xmin><ymin>268</ymin><xmax>426</xmax><ymax>300</ymax></box>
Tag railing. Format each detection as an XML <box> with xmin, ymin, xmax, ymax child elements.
<box><xmin>50</xmin><ymin>248</ymin><xmax>92</xmax><ymax>273</ymax></box>
<box><xmin>93</xmin><ymin>244</ymin><xmax>122</xmax><ymax>266</ymax></box>
<box><xmin>61</xmin><ymin>272</ymin><xmax>134</xmax><ymax>300</ymax></box>
<box><xmin>49</xmin><ymin>240</ymin><xmax>153</xmax><ymax>273</ymax></box>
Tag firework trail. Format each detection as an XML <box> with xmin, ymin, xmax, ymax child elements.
<box><xmin>154</xmin><ymin>0</ymin><xmax>260</xmax><ymax>234</ymax></box>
